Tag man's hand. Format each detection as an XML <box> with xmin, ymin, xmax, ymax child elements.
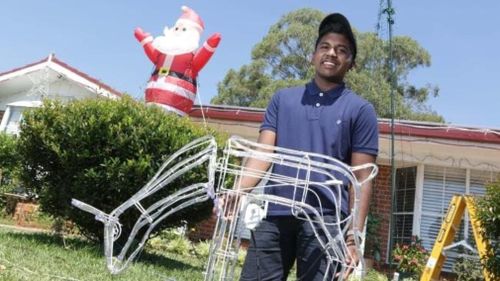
<box><xmin>334</xmin><ymin>235</ymin><xmax>361</xmax><ymax>279</ymax></box>
<box><xmin>213</xmin><ymin>192</ymin><xmax>241</xmax><ymax>221</ymax></box>
<box><xmin>343</xmin><ymin>243</ymin><xmax>360</xmax><ymax>279</ymax></box>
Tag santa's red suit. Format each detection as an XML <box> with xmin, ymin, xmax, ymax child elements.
<box><xmin>134</xmin><ymin>7</ymin><xmax>221</xmax><ymax>115</ymax></box>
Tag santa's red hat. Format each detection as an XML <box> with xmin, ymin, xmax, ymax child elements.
<box><xmin>176</xmin><ymin>6</ymin><xmax>205</xmax><ymax>33</ymax></box>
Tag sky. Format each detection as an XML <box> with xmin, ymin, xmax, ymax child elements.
<box><xmin>1</xmin><ymin>1</ymin><xmax>499</xmax><ymax>129</ymax></box>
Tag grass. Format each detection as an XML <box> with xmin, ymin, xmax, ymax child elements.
<box><xmin>0</xmin><ymin>209</ymin><xmax>394</xmax><ymax>281</ymax></box>
<box><xmin>0</xmin><ymin>214</ymin><xmax>17</xmax><ymax>227</ymax></box>
<box><xmin>0</xmin><ymin>227</ymin><xmax>207</xmax><ymax>281</ymax></box>
<box><xmin>0</xmin><ymin>205</ymin><xmax>54</xmax><ymax>230</ymax></box>
<box><xmin>0</xmin><ymin>223</ymin><xmax>392</xmax><ymax>281</ymax></box>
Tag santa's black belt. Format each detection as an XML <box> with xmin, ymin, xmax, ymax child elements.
<box><xmin>151</xmin><ymin>69</ymin><xmax>197</xmax><ymax>85</ymax></box>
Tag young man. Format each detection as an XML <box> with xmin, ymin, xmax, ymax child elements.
<box><xmin>238</xmin><ymin>13</ymin><xmax>379</xmax><ymax>280</ymax></box>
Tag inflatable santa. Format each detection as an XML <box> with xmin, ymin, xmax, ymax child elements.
<box><xmin>134</xmin><ymin>6</ymin><xmax>221</xmax><ymax>115</ymax></box>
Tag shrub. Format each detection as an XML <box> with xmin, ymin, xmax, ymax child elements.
<box><xmin>149</xmin><ymin>226</ymin><xmax>193</xmax><ymax>255</ymax></box>
<box><xmin>348</xmin><ymin>269</ymin><xmax>388</xmax><ymax>281</ymax></box>
<box><xmin>17</xmin><ymin>97</ymin><xmax>226</xmax><ymax>241</ymax></box>
<box><xmin>475</xmin><ymin>180</ymin><xmax>500</xmax><ymax>278</ymax></box>
<box><xmin>392</xmin><ymin>236</ymin><xmax>429</xmax><ymax>277</ymax></box>
<box><xmin>453</xmin><ymin>253</ymin><xmax>484</xmax><ymax>281</ymax></box>
<box><xmin>365</xmin><ymin>212</ymin><xmax>381</xmax><ymax>261</ymax></box>
<box><xmin>0</xmin><ymin>133</ymin><xmax>20</xmax><ymax>168</ymax></box>
<box><xmin>0</xmin><ymin>133</ymin><xmax>21</xmax><ymax>208</ymax></box>
<box><xmin>165</xmin><ymin>234</ymin><xmax>192</xmax><ymax>255</ymax></box>
<box><xmin>193</xmin><ymin>240</ymin><xmax>211</xmax><ymax>259</ymax></box>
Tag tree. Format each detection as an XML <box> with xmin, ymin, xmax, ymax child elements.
<box><xmin>211</xmin><ymin>8</ymin><xmax>443</xmax><ymax>122</ymax></box>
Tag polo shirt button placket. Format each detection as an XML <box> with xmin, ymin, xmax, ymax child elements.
<box><xmin>317</xmin><ymin>92</ymin><xmax>323</xmax><ymax>107</ymax></box>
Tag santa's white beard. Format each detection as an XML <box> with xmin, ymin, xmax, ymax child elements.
<box><xmin>153</xmin><ymin>28</ymin><xmax>200</xmax><ymax>55</ymax></box>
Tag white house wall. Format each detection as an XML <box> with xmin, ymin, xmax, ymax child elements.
<box><xmin>1</xmin><ymin>58</ymin><xmax>122</xmax><ymax>134</ymax></box>
<box><xmin>1</xmin><ymin>80</ymin><xmax>98</xmax><ymax>110</ymax></box>
<box><xmin>378</xmin><ymin>134</ymin><xmax>500</xmax><ymax>172</ymax></box>
<box><xmin>1</xmin><ymin>92</ymin><xmax>41</xmax><ymax>110</ymax></box>
<box><xmin>374</xmin><ymin>133</ymin><xmax>500</xmax><ymax>269</ymax></box>
<box><xmin>48</xmin><ymin>79</ymin><xmax>104</xmax><ymax>100</ymax></box>
<box><xmin>49</xmin><ymin>62</ymin><xmax>119</xmax><ymax>100</ymax></box>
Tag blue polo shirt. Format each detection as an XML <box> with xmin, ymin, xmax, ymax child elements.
<box><xmin>260</xmin><ymin>80</ymin><xmax>378</xmax><ymax>216</ymax></box>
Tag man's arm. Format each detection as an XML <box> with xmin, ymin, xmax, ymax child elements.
<box><xmin>350</xmin><ymin>152</ymin><xmax>376</xmax><ymax>233</ymax></box>
<box><xmin>215</xmin><ymin>130</ymin><xmax>276</xmax><ymax>216</ymax></box>
<box><xmin>343</xmin><ymin>151</ymin><xmax>376</xmax><ymax>277</ymax></box>
<box><xmin>235</xmin><ymin>130</ymin><xmax>276</xmax><ymax>191</ymax></box>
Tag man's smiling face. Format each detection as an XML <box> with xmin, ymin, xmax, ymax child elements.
<box><xmin>312</xmin><ymin>32</ymin><xmax>353</xmax><ymax>85</ymax></box>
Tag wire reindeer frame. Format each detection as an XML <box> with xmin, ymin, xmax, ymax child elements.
<box><xmin>72</xmin><ymin>135</ymin><xmax>377</xmax><ymax>280</ymax></box>
<box><xmin>72</xmin><ymin>136</ymin><xmax>218</xmax><ymax>274</ymax></box>
<box><xmin>206</xmin><ymin>136</ymin><xmax>378</xmax><ymax>281</ymax></box>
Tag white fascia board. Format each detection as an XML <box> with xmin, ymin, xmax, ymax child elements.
<box><xmin>0</xmin><ymin>62</ymin><xmax>47</xmax><ymax>83</ymax></box>
<box><xmin>6</xmin><ymin>100</ymin><xmax>43</xmax><ymax>107</ymax></box>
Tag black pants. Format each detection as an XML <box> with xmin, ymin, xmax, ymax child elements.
<box><xmin>239</xmin><ymin>215</ymin><xmax>341</xmax><ymax>281</ymax></box>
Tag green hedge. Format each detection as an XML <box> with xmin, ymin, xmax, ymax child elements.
<box><xmin>476</xmin><ymin>180</ymin><xmax>500</xmax><ymax>278</ymax></box>
<box><xmin>17</xmin><ymin>97</ymin><xmax>226</xmax><ymax>241</ymax></box>
<box><xmin>0</xmin><ymin>133</ymin><xmax>19</xmax><ymax>169</ymax></box>
<box><xmin>0</xmin><ymin>133</ymin><xmax>21</xmax><ymax>202</ymax></box>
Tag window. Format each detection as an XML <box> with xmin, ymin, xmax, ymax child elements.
<box><xmin>1</xmin><ymin>106</ymin><xmax>24</xmax><ymax>135</ymax></box>
<box><xmin>419</xmin><ymin>165</ymin><xmax>498</xmax><ymax>271</ymax></box>
<box><xmin>393</xmin><ymin>167</ymin><xmax>417</xmax><ymax>245</ymax></box>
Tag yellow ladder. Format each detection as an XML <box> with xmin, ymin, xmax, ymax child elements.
<box><xmin>420</xmin><ymin>195</ymin><xmax>493</xmax><ymax>281</ymax></box>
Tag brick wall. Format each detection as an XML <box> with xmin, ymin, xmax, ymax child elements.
<box><xmin>188</xmin><ymin>214</ymin><xmax>218</xmax><ymax>241</ymax></box>
<box><xmin>371</xmin><ymin>165</ymin><xmax>392</xmax><ymax>263</ymax></box>
<box><xmin>13</xmin><ymin>202</ymin><xmax>40</xmax><ymax>227</ymax></box>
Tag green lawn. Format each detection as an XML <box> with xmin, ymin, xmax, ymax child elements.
<box><xmin>0</xmin><ymin>227</ymin><xmax>207</xmax><ymax>281</ymax></box>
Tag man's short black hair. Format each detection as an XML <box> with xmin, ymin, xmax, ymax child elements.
<box><xmin>315</xmin><ymin>13</ymin><xmax>357</xmax><ymax>64</ymax></box>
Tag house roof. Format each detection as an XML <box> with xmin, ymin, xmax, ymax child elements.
<box><xmin>189</xmin><ymin>104</ymin><xmax>500</xmax><ymax>145</ymax></box>
<box><xmin>0</xmin><ymin>54</ymin><xmax>122</xmax><ymax>98</ymax></box>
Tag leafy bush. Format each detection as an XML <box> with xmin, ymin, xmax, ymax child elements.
<box><xmin>453</xmin><ymin>253</ymin><xmax>484</xmax><ymax>281</ymax></box>
<box><xmin>475</xmin><ymin>180</ymin><xmax>500</xmax><ymax>278</ymax></box>
<box><xmin>193</xmin><ymin>240</ymin><xmax>211</xmax><ymax>259</ymax></box>
<box><xmin>165</xmin><ymin>235</ymin><xmax>192</xmax><ymax>255</ymax></box>
<box><xmin>364</xmin><ymin>269</ymin><xmax>389</xmax><ymax>281</ymax></box>
<box><xmin>0</xmin><ymin>133</ymin><xmax>21</xmax><ymax>187</ymax></box>
<box><xmin>17</xmin><ymin>97</ymin><xmax>225</xmax><ymax>241</ymax></box>
<box><xmin>0</xmin><ymin>133</ymin><xmax>20</xmax><ymax>168</ymax></box>
<box><xmin>365</xmin><ymin>213</ymin><xmax>382</xmax><ymax>261</ymax></box>
<box><xmin>348</xmin><ymin>269</ymin><xmax>388</xmax><ymax>281</ymax></box>
<box><xmin>0</xmin><ymin>133</ymin><xmax>22</xmax><ymax>209</ymax></box>
<box><xmin>392</xmin><ymin>236</ymin><xmax>429</xmax><ymax>277</ymax></box>
<box><xmin>148</xmin><ymin>227</ymin><xmax>194</xmax><ymax>256</ymax></box>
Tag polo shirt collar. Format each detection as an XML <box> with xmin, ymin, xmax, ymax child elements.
<box><xmin>306</xmin><ymin>80</ymin><xmax>346</xmax><ymax>98</ymax></box>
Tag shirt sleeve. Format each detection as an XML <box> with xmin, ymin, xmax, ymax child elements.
<box><xmin>260</xmin><ymin>91</ymin><xmax>279</xmax><ymax>133</ymax></box>
<box><xmin>352</xmin><ymin>103</ymin><xmax>379</xmax><ymax>156</ymax></box>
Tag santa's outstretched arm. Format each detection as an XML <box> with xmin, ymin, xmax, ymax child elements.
<box><xmin>134</xmin><ymin>27</ymin><xmax>160</xmax><ymax>64</ymax></box>
<box><xmin>192</xmin><ymin>33</ymin><xmax>221</xmax><ymax>73</ymax></box>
